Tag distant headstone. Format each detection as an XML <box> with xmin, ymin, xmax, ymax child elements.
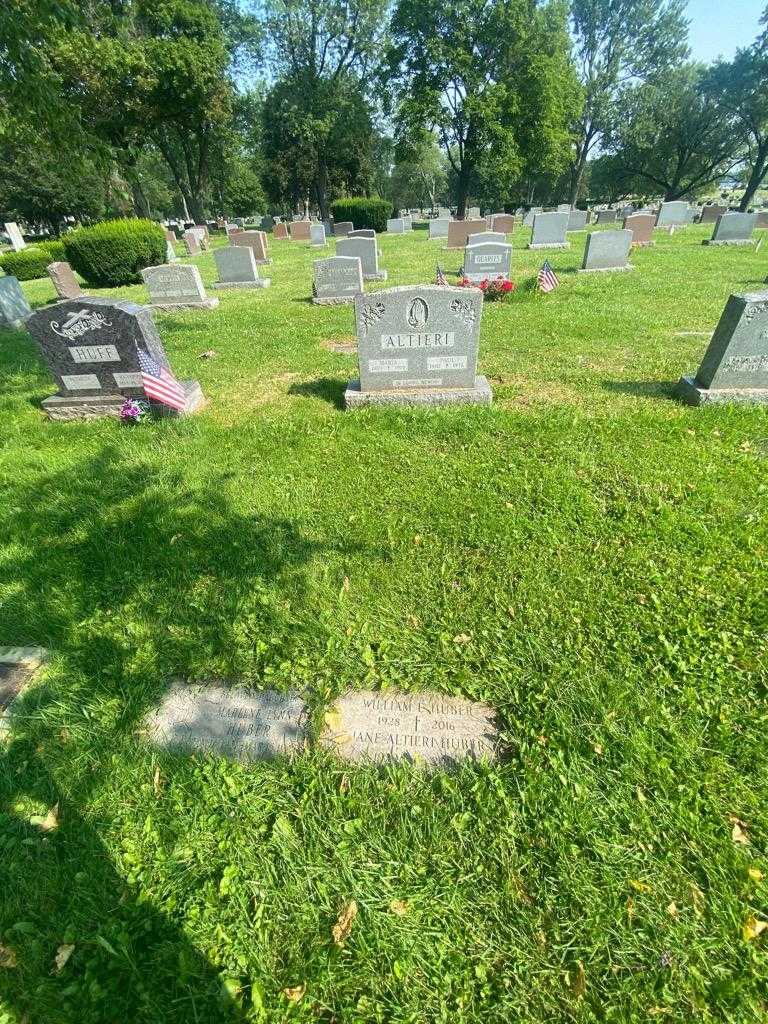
<box><xmin>212</xmin><ymin>246</ymin><xmax>270</xmax><ymax>289</ymax></box>
<box><xmin>402</xmin><ymin>215</ymin><xmax>413</xmax><ymax>231</ymax></box>
<box><xmin>557</xmin><ymin>203</ymin><xmax>571</xmax><ymax>212</ymax></box>
<box><xmin>337</xmin><ymin>236</ymin><xmax>387</xmax><ymax>281</ymax></box>
<box><xmin>349</xmin><ymin>229</ymin><xmax>376</xmax><ymax>239</ymax></box>
<box><xmin>164</xmin><ymin>228</ymin><xmax>178</xmax><ymax>243</ymax></box>
<box><xmin>567</xmin><ymin>209</ymin><xmax>589</xmax><ymax>232</ymax></box>
<box><xmin>345</xmin><ymin>284</ymin><xmax>491</xmax><ymax>408</ymax></box>
<box><xmin>146</xmin><ymin>683</ymin><xmax>307</xmax><ymax>761</ymax></box>
<box><xmin>522</xmin><ymin>207</ymin><xmax>542</xmax><ymax>228</ymax></box>
<box><xmin>231</xmin><ymin>230</ymin><xmax>270</xmax><ymax>264</ymax></box>
<box><xmin>580</xmin><ymin>228</ymin><xmax>633</xmax><ymax>272</ymax></box>
<box><xmin>274</xmin><ymin>222</ymin><xmax>289</xmax><ymax>240</ymax></box>
<box><xmin>675</xmin><ymin>291</ymin><xmax>768</xmax><ymax>405</ymax></box>
<box><xmin>491</xmin><ymin>214</ymin><xmax>515</xmax><ymax>234</ymax></box>
<box><xmin>321</xmin><ymin>690</ymin><xmax>502</xmax><ymax>765</ymax></box>
<box><xmin>310</xmin><ymin>223</ymin><xmax>327</xmax><ymax>246</ymax></box>
<box><xmin>529</xmin><ymin>211</ymin><xmax>570</xmax><ymax>249</ymax></box>
<box><xmin>467</xmin><ymin>207</ymin><xmax>481</xmax><ymax>219</ymax></box>
<box><xmin>183</xmin><ymin>230</ymin><xmax>200</xmax><ymax>256</ymax></box>
<box><xmin>25</xmin><ymin>297</ymin><xmax>205</xmax><ymax>419</ymax></box>
<box><xmin>387</xmin><ymin>217</ymin><xmax>406</xmax><ymax>233</ymax></box>
<box><xmin>463</xmin><ymin>242</ymin><xmax>512</xmax><ymax>283</ymax></box>
<box><xmin>141</xmin><ymin>264</ymin><xmax>219</xmax><ymax>310</ymax></box>
<box><xmin>656</xmin><ymin>201</ymin><xmax>690</xmax><ymax>228</ymax></box>
<box><xmin>333</xmin><ymin>221</ymin><xmax>354</xmax><ymax>237</ymax></box>
<box><xmin>595</xmin><ymin>209</ymin><xmax>617</xmax><ymax>224</ymax></box>
<box><xmin>756</xmin><ymin>211</ymin><xmax>768</xmax><ymax>229</ymax></box>
<box><xmin>467</xmin><ymin>231</ymin><xmax>505</xmax><ymax>247</ymax></box>
<box><xmin>446</xmin><ymin>219</ymin><xmax>486</xmax><ymax>249</ymax></box>
<box><xmin>4</xmin><ymin>222</ymin><xmax>26</xmax><ymax>251</ymax></box>
<box><xmin>261</xmin><ymin>215</ymin><xmax>275</xmax><ymax>232</ymax></box>
<box><xmin>623</xmin><ymin>213</ymin><xmax>655</xmax><ymax>247</ymax></box>
<box><xmin>47</xmin><ymin>261</ymin><xmax>83</xmax><ymax>299</ymax></box>
<box><xmin>224</xmin><ymin>223</ymin><xmax>239</xmax><ymax>237</ymax></box>
<box><xmin>0</xmin><ymin>276</ymin><xmax>32</xmax><ymax>328</ymax></box>
<box><xmin>703</xmin><ymin>212</ymin><xmax>757</xmax><ymax>246</ymax></box>
<box><xmin>290</xmin><ymin>221</ymin><xmax>311</xmax><ymax>241</ymax></box>
<box><xmin>0</xmin><ymin>647</ymin><xmax>47</xmax><ymax>718</ymax></box>
<box><xmin>700</xmin><ymin>205</ymin><xmax>728</xmax><ymax>224</ymax></box>
<box><xmin>191</xmin><ymin>227</ymin><xmax>209</xmax><ymax>251</ymax></box>
<box><xmin>233</xmin><ymin>218</ymin><xmax>245</xmax><ymax>228</ymax></box>
<box><xmin>429</xmin><ymin>218</ymin><xmax>451</xmax><ymax>239</ymax></box>
<box><xmin>312</xmin><ymin>255</ymin><xmax>364</xmax><ymax>305</ymax></box>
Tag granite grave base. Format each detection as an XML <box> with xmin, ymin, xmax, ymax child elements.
<box><xmin>313</xmin><ymin>295</ymin><xmax>356</xmax><ymax>306</ymax></box>
<box><xmin>528</xmin><ymin>241</ymin><xmax>571</xmax><ymax>250</ymax></box>
<box><xmin>674</xmin><ymin>375</ymin><xmax>768</xmax><ymax>406</ymax></box>
<box><xmin>578</xmin><ymin>264</ymin><xmax>636</xmax><ymax>274</ymax></box>
<box><xmin>211</xmin><ymin>279</ymin><xmax>271</xmax><ymax>289</ymax></box>
<box><xmin>362</xmin><ymin>271</ymin><xmax>388</xmax><ymax>282</ymax></box>
<box><xmin>149</xmin><ymin>296</ymin><xmax>219</xmax><ymax>311</ymax></box>
<box><xmin>344</xmin><ymin>375</ymin><xmax>493</xmax><ymax>409</ymax></box>
<box><xmin>702</xmin><ymin>239</ymin><xmax>756</xmax><ymax>247</ymax></box>
<box><xmin>41</xmin><ymin>380</ymin><xmax>206</xmax><ymax>420</ymax></box>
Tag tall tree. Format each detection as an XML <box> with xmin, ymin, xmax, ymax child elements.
<box><xmin>387</xmin><ymin>0</ymin><xmax>581</xmax><ymax>219</ymax></box>
<box><xmin>568</xmin><ymin>0</ymin><xmax>690</xmax><ymax>206</ymax></box>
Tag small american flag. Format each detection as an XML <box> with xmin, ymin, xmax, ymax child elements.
<box><xmin>537</xmin><ymin>260</ymin><xmax>559</xmax><ymax>293</ymax></box>
<box><xmin>436</xmin><ymin>264</ymin><xmax>448</xmax><ymax>285</ymax></box>
<box><xmin>136</xmin><ymin>346</ymin><xmax>186</xmax><ymax>411</ymax></box>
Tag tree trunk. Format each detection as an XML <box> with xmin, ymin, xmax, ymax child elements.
<box><xmin>130</xmin><ymin>177</ymin><xmax>151</xmax><ymax>219</ymax></box>
<box><xmin>187</xmin><ymin>194</ymin><xmax>206</xmax><ymax>224</ymax></box>
<box><xmin>739</xmin><ymin>141</ymin><xmax>768</xmax><ymax>211</ymax></box>
<box><xmin>568</xmin><ymin>151</ymin><xmax>588</xmax><ymax>208</ymax></box>
<box><xmin>316</xmin><ymin>155</ymin><xmax>329</xmax><ymax>221</ymax></box>
<box><xmin>455</xmin><ymin>167</ymin><xmax>470</xmax><ymax>219</ymax></box>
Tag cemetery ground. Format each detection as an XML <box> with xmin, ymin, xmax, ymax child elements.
<box><xmin>0</xmin><ymin>224</ymin><xmax>767</xmax><ymax>1024</ymax></box>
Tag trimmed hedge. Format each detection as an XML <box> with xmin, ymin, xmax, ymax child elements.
<box><xmin>63</xmin><ymin>219</ymin><xmax>166</xmax><ymax>288</ymax></box>
<box><xmin>330</xmin><ymin>197</ymin><xmax>393</xmax><ymax>234</ymax></box>
<box><xmin>0</xmin><ymin>241</ymin><xmax>66</xmax><ymax>281</ymax></box>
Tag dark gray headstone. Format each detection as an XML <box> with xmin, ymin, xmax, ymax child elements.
<box><xmin>595</xmin><ymin>209</ymin><xmax>617</xmax><ymax>224</ymax></box>
<box><xmin>704</xmin><ymin>212</ymin><xmax>757</xmax><ymax>246</ymax></box>
<box><xmin>336</xmin><ymin>237</ymin><xmax>387</xmax><ymax>281</ymax></box>
<box><xmin>580</xmin><ymin>228</ymin><xmax>633</xmax><ymax>272</ymax></box>
<box><xmin>345</xmin><ymin>284</ymin><xmax>491</xmax><ymax>408</ymax></box>
<box><xmin>463</xmin><ymin>242</ymin><xmax>512</xmax><ymax>283</ymax></box>
<box><xmin>261</xmin><ymin>215</ymin><xmax>275</xmax><ymax>232</ymax></box>
<box><xmin>529</xmin><ymin>212</ymin><xmax>570</xmax><ymax>249</ymax></box>
<box><xmin>141</xmin><ymin>264</ymin><xmax>218</xmax><ymax>310</ymax></box>
<box><xmin>312</xmin><ymin>255</ymin><xmax>364</xmax><ymax>304</ymax></box>
<box><xmin>700</xmin><ymin>205</ymin><xmax>728</xmax><ymax>224</ymax></box>
<box><xmin>349</xmin><ymin>229</ymin><xmax>376</xmax><ymax>239</ymax></box>
<box><xmin>675</xmin><ymin>291</ymin><xmax>768</xmax><ymax>405</ymax></box>
<box><xmin>25</xmin><ymin>297</ymin><xmax>205</xmax><ymax>419</ymax></box>
<box><xmin>0</xmin><ymin>276</ymin><xmax>32</xmax><ymax>328</ymax></box>
<box><xmin>213</xmin><ymin>246</ymin><xmax>270</xmax><ymax>289</ymax></box>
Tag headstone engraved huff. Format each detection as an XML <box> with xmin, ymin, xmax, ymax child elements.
<box><xmin>47</xmin><ymin>261</ymin><xmax>83</xmax><ymax>299</ymax></box>
<box><xmin>675</xmin><ymin>291</ymin><xmax>768</xmax><ymax>405</ymax></box>
<box><xmin>321</xmin><ymin>691</ymin><xmax>502</xmax><ymax>766</ymax></box>
<box><xmin>25</xmin><ymin>297</ymin><xmax>205</xmax><ymax>420</ymax></box>
<box><xmin>141</xmin><ymin>264</ymin><xmax>219</xmax><ymax>310</ymax></box>
<box><xmin>312</xmin><ymin>255</ymin><xmax>364</xmax><ymax>305</ymax></box>
<box><xmin>146</xmin><ymin>683</ymin><xmax>307</xmax><ymax>761</ymax></box>
<box><xmin>0</xmin><ymin>276</ymin><xmax>33</xmax><ymax>328</ymax></box>
<box><xmin>212</xmin><ymin>246</ymin><xmax>270</xmax><ymax>289</ymax></box>
<box><xmin>345</xmin><ymin>284</ymin><xmax>492</xmax><ymax>408</ymax></box>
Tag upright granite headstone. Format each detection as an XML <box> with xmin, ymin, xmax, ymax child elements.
<box><xmin>261</xmin><ymin>215</ymin><xmax>276</xmax><ymax>232</ymax></box>
<box><xmin>446</xmin><ymin>219</ymin><xmax>486</xmax><ymax>250</ymax></box>
<box><xmin>183</xmin><ymin>230</ymin><xmax>200</xmax><ymax>256</ymax></box>
<box><xmin>0</xmin><ymin>276</ymin><xmax>32</xmax><ymax>328</ymax></box>
<box><xmin>595</xmin><ymin>209</ymin><xmax>617</xmax><ymax>224</ymax></box>
<box><xmin>567</xmin><ymin>209</ymin><xmax>589</xmax><ymax>232</ymax></box>
<box><xmin>321</xmin><ymin>690</ymin><xmax>502</xmax><ymax>766</ymax></box>
<box><xmin>4</xmin><ymin>222</ymin><xmax>26</xmax><ymax>251</ymax></box>
<box><xmin>429</xmin><ymin>218</ymin><xmax>451</xmax><ymax>239</ymax></box>
<box><xmin>491</xmin><ymin>214</ymin><xmax>515</xmax><ymax>234</ymax></box>
<box><xmin>623</xmin><ymin>213</ymin><xmax>655</xmax><ymax>247</ymax></box>
<box><xmin>47</xmin><ymin>261</ymin><xmax>83</xmax><ymax>299</ymax></box>
<box><xmin>25</xmin><ymin>297</ymin><xmax>205</xmax><ymax>419</ymax></box>
<box><xmin>522</xmin><ymin>207</ymin><xmax>542</xmax><ymax>227</ymax></box>
<box><xmin>700</xmin><ymin>205</ymin><xmax>728</xmax><ymax>224</ymax></box>
<box><xmin>310</xmin><ymin>223</ymin><xmax>327</xmax><ymax>246</ymax></box>
<box><xmin>675</xmin><ymin>291</ymin><xmax>768</xmax><ymax>405</ymax></box>
<box><xmin>529</xmin><ymin>211</ymin><xmax>570</xmax><ymax>249</ymax></box>
<box><xmin>580</xmin><ymin>228</ymin><xmax>633</xmax><ymax>272</ymax></box>
<box><xmin>146</xmin><ymin>683</ymin><xmax>307</xmax><ymax>761</ymax></box>
<box><xmin>703</xmin><ymin>212</ymin><xmax>757</xmax><ymax>246</ymax></box>
<box><xmin>345</xmin><ymin>284</ymin><xmax>491</xmax><ymax>408</ymax></box>
<box><xmin>274</xmin><ymin>222</ymin><xmax>289</xmax><ymax>240</ymax></box>
<box><xmin>557</xmin><ymin>203</ymin><xmax>572</xmax><ymax>212</ymax></box>
<box><xmin>337</xmin><ymin>236</ymin><xmax>386</xmax><ymax>281</ymax></box>
<box><xmin>333</xmin><ymin>221</ymin><xmax>354</xmax><ymax>237</ymax></box>
<box><xmin>141</xmin><ymin>264</ymin><xmax>219</xmax><ymax>310</ymax></box>
<box><xmin>657</xmin><ymin>201</ymin><xmax>690</xmax><ymax>228</ymax></box>
<box><xmin>463</xmin><ymin>242</ymin><xmax>512</xmax><ymax>283</ymax></box>
<box><xmin>231</xmin><ymin>230</ymin><xmax>270</xmax><ymax>264</ymax></box>
<box><xmin>290</xmin><ymin>221</ymin><xmax>311</xmax><ymax>241</ymax></box>
<box><xmin>467</xmin><ymin>231</ymin><xmax>505</xmax><ymax>247</ymax></box>
<box><xmin>212</xmin><ymin>246</ymin><xmax>270</xmax><ymax>289</ymax></box>
<box><xmin>467</xmin><ymin>207</ymin><xmax>481</xmax><ymax>219</ymax></box>
<box><xmin>387</xmin><ymin>218</ymin><xmax>406</xmax><ymax>234</ymax></box>
<box><xmin>349</xmin><ymin>229</ymin><xmax>376</xmax><ymax>239</ymax></box>
<box><xmin>312</xmin><ymin>255</ymin><xmax>364</xmax><ymax>305</ymax></box>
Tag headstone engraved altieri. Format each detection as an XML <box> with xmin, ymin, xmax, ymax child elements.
<box><xmin>345</xmin><ymin>284</ymin><xmax>492</xmax><ymax>408</ymax></box>
<box><xmin>213</xmin><ymin>246</ymin><xmax>270</xmax><ymax>289</ymax></box>
<box><xmin>529</xmin><ymin>211</ymin><xmax>570</xmax><ymax>249</ymax></box>
<box><xmin>321</xmin><ymin>690</ymin><xmax>502</xmax><ymax>766</ymax></box>
<box><xmin>675</xmin><ymin>291</ymin><xmax>768</xmax><ymax>405</ymax></box>
<box><xmin>25</xmin><ymin>297</ymin><xmax>205</xmax><ymax>419</ymax></box>
<box><xmin>337</xmin><ymin>236</ymin><xmax>387</xmax><ymax>281</ymax></box>
<box><xmin>4</xmin><ymin>222</ymin><xmax>26</xmax><ymax>251</ymax></box>
<box><xmin>312</xmin><ymin>255</ymin><xmax>364</xmax><ymax>304</ymax></box>
<box><xmin>47</xmin><ymin>262</ymin><xmax>84</xmax><ymax>299</ymax></box>
<box><xmin>146</xmin><ymin>684</ymin><xmax>307</xmax><ymax>761</ymax></box>
<box><xmin>463</xmin><ymin>242</ymin><xmax>512</xmax><ymax>283</ymax></box>
<box><xmin>0</xmin><ymin>276</ymin><xmax>32</xmax><ymax>328</ymax></box>
<box><xmin>580</xmin><ymin>228</ymin><xmax>633</xmax><ymax>272</ymax></box>
<box><xmin>141</xmin><ymin>264</ymin><xmax>219</xmax><ymax>310</ymax></box>
<box><xmin>0</xmin><ymin>647</ymin><xmax>47</xmax><ymax>718</ymax></box>
<box><xmin>703</xmin><ymin>212</ymin><xmax>757</xmax><ymax>246</ymax></box>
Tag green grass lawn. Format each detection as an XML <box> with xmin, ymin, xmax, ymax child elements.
<box><xmin>0</xmin><ymin>224</ymin><xmax>767</xmax><ymax>1023</ymax></box>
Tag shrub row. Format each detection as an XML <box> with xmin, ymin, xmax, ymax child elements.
<box><xmin>63</xmin><ymin>219</ymin><xmax>166</xmax><ymax>288</ymax></box>
<box><xmin>0</xmin><ymin>241</ymin><xmax>66</xmax><ymax>281</ymax></box>
<box><xmin>330</xmin><ymin>197</ymin><xmax>393</xmax><ymax>234</ymax></box>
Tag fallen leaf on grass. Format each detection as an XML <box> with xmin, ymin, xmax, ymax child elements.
<box><xmin>453</xmin><ymin>633</ymin><xmax>471</xmax><ymax>645</ymax></box>
<box><xmin>53</xmin><ymin>944</ymin><xmax>75</xmax><ymax>974</ymax></box>
<box><xmin>324</xmin><ymin>710</ymin><xmax>342</xmax><ymax>732</ymax></box>
<box><xmin>742</xmin><ymin>916</ymin><xmax>768</xmax><ymax>941</ymax></box>
<box><xmin>389</xmin><ymin>899</ymin><xmax>408</xmax><ymax>916</ymax></box>
<box><xmin>30</xmin><ymin>803</ymin><xmax>59</xmax><ymax>832</ymax></box>
<box><xmin>153</xmin><ymin>766</ymin><xmax>163</xmax><ymax>796</ymax></box>
<box><xmin>630</xmin><ymin>879</ymin><xmax>651</xmax><ymax>893</ymax></box>
<box><xmin>567</xmin><ymin>961</ymin><xmax>586</xmax><ymax>999</ymax></box>
<box><xmin>332</xmin><ymin>900</ymin><xmax>358</xmax><ymax>945</ymax></box>
<box><xmin>729</xmin><ymin>815</ymin><xmax>749</xmax><ymax>845</ymax></box>
<box><xmin>0</xmin><ymin>944</ymin><xmax>18</xmax><ymax>969</ymax></box>
<box><xmin>339</xmin><ymin>774</ymin><xmax>350</xmax><ymax>795</ymax></box>
<box><xmin>666</xmin><ymin>901</ymin><xmax>678</xmax><ymax>918</ymax></box>
<box><xmin>748</xmin><ymin>867</ymin><xmax>764</xmax><ymax>883</ymax></box>
<box><xmin>199</xmin><ymin>349</ymin><xmax>217</xmax><ymax>359</ymax></box>
<box><xmin>283</xmin><ymin>983</ymin><xmax>306</xmax><ymax>1002</ymax></box>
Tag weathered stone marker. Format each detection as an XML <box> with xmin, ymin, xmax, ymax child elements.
<box><xmin>213</xmin><ymin>246</ymin><xmax>270</xmax><ymax>289</ymax></box>
<box><xmin>675</xmin><ymin>291</ymin><xmax>768</xmax><ymax>405</ymax></box>
<box><xmin>429</xmin><ymin>218</ymin><xmax>451</xmax><ymax>239</ymax></box>
<box><xmin>700</xmin><ymin>205</ymin><xmax>728</xmax><ymax>224</ymax></box>
<box><xmin>146</xmin><ymin>683</ymin><xmax>307</xmax><ymax>761</ymax></box>
<box><xmin>321</xmin><ymin>690</ymin><xmax>502</xmax><ymax>766</ymax></box>
<box><xmin>141</xmin><ymin>264</ymin><xmax>219</xmax><ymax>310</ymax></box>
<box><xmin>309</xmin><ymin>223</ymin><xmax>327</xmax><ymax>247</ymax></box>
<box><xmin>290</xmin><ymin>221</ymin><xmax>311</xmax><ymax>241</ymax></box>
<box><xmin>349</xmin><ymin>229</ymin><xmax>376</xmax><ymax>239</ymax></box>
<box><xmin>567</xmin><ymin>209</ymin><xmax>589</xmax><ymax>232</ymax></box>
<box><xmin>274</xmin><ymin>222</ymin><xmax>289</xmax><ymax>240</ymax></box>
<box><xmin>529</xmin><ymin>211</ymin><xmax>570</xmax><ymax>250</ymax></box>
<box><xmin>491</xmin><ymin>214</ymin><xmax>515</xmax><ymax>234</ymax></box>
<box><xmin>345</xmin><ymin>284</ymin><xmax>491</xmax><ymax>408</ymax></box>
<box><xmin>337</xmin><ymin>236</ymin><xmax>387</xmax><ymax>281</ymax></box>
<box><xmin>522</xmin><ymin>207</ymin><xmax>542</xmax><ymax>227</ymax></box>
<box><xmin>183</xmin><ymin>230</ymin><xmax>201</xmax><ymax>255</ymax></box>
<box><xmin>387</xmin><ymin>217</ymin><xmax>406</xmax><ymax>234</ymax></box>
<box><xmin>463</xmin><ymin>242</ymin><xmax>512</xmax><ymax>283</ymax></box>
<box><xmin>656</xmin><ymin>201</ymin><xmax>690</xmax><ymax>228</ymax></box>
<box><xmin>4</xmin><ymin>222</ymin><xmax>26</xmax><ymax>251</ymax></box>
<box><xmin>446</xmin><ymin>219</ymin><xmax>486</xmax><ymax>249</ymax></box>
<box><xmin>623</xmin><ymin>213</ymin><xmax>655</xmax><ymax>247</ymax></box>
<box><xmin>231</xmin><ymin>230</ymin><xmax>270</xmax><ymax>264</ymax></box>
<box><xmin>312</xmin><ymin>255</ymin><xmax>364</xmax><ymax>304</ymax></box>
<box><xmin>595</xmin><ymin>209</ymin><xmax>617</xmax><ymax>224</ymax></box>
<box><xmin>333</xmin><ymin>221</ymin><xmax>354</xmax><ymax>237</ymax></box>
<box><xmin>703</xmin><ymin>212</ymin><xmax>757</xmax><ymax>246</ymax></box>
<box><xmin>47</xmin><ymin>261</ymin><xmax>83</xmax><ymax>299</ymax></box>
<box><xmin>580</xmin><ymin>228</ymin><xmax>633</xmax><ymax>272</ymax></box>
<box><xmin>0</xmin><ymin>276</ymin><xmax>32</xmax><ymax>328</ymax></box>
<box><xmin>0</xmin><ymin>647</ymin><xmax>47</xmax><ymax>719</ymax></box>
<box><xmin>25</xmin><ymin>297</ymin><xmax>205</xmax><ymax>419</ymax></box>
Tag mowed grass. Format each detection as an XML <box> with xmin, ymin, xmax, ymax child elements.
<box><xmin>0</xmin><ymin>223</ymin><xmax>767</xmax><ymax>1023</ymax></box>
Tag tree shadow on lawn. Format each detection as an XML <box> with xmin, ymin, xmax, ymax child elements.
<box><xmin>601</xmin><ymin>379</ymin><xmax>678</xmax><ymax>400</ymax></box>
<box><xmin>288</xmin><ymin>376</ymin><xmax>347</xmax><ymax>410</ymax></box>
<box><xmin>0</xmin><ymin>443</ymin><xmax>368</xmax><ymax>1021</ymax></box>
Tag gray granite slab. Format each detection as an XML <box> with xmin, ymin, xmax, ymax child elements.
<box><xmin>310</xmin><ymin>223</ymin><xmax>327</xmax><ymax>246</ymax></box>
<box><xmin>463</xmin><ymin>242</ymin><xmax>512</xmax><ymax>283</ymax></box>
<box><xmin>522</xmin><ymin>207</ymin><xmax>542</xmax><ymax>227</ymax></box>
<box><xmin>0</xmin><ymin>276</ymin><xmax>32</xmax><ymax>328</ymax></box>
<box><xmin>213</xmin><ymin>246</ymin><xmax>269</xmax><ymax>288</ymax></box>
<box><xmin>700</xmin><ymin>205</ymin><xmax>728</xmax><ymax>224</ymax></box>
<box><xmin>349</xmin><ymin>229</ymin><xmax>376</xmax><ymax>239</ymax></box>
<box><xmin>333</xmin><ymin>221</ymin><xmax>354</xmax><ymax>237</ymax></box>
<box><xmin>595</xmin><ymin>209</ymin><xmax>617</xmax><ymax>224</ymax></box>
<box><xmin>320</xmin><ymin>690</ymin><xmax>502</xmax><ymax>765</ymax></box>
<box><xmin>529</xmin><ymin>212</ymin><xmax>570</xmax><ymax>249</ymax></box>
<box><xmin>704</xmin><ymin>212</ymin><xmax>757</xmax><ymax>245</ymax></box>
<box><xmin>336</xmin><ymin>237</ymin><xmax>386</xmax><ymax>281</ymax></box>
<box><xmin>312</xmin><ymin>255</ymin><xmax>364</xmax><ymax>304</ymax></box>
<box><xmin>429</xmin><ymin>218</ymin><xmax>451</xmax><ymax>239</ymax></box>
<box><xmin>141</xmin><ymin>264</ymin><xmax>218</xmax><ymax>310</ymax></box>
<box><xmin>657</xmin><ymin>201</ymin><xmax>690</xmax><ymax>227</ymax></box>
<box><xmin>387</xmin><ymin>218</ymin><xmax>406</xmax><ymax>233</ymax></box>
<box><xmin>580</xmin><ymin>228</ymin><xmax>633</xmax><ymax>271</ymax></box>
<box><xmin>146</xmin><ymin>683</ymin><xmax>308</xmax><ymax>761</ymax></box>
<box><xmin>467</xmin><ymin>231</ymin><xmax>505</xmax><ymax>247</ymax></box>
<box><xmin>567</xmin><ymin>209</ymin><xmax>589</xmax><ymax>232</ymax></box>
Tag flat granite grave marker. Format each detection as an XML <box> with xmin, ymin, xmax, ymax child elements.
<box><xmin>491</xmin><ymin>214</ymin><xmax>515</xmax><ymax>233</ymax></box>
<box><xmin>213</xmin><ymin>246</ymin><xmax>270</xmax><ymax>289</ymax></box>
<box><xmin>657</xmin><ymin>201</ymin><xmax>690</xmax><ymax>228</ymax></box>
<box><xmin>231</xmin><ymin>230</ymin><xmax>270</xmax><ymax>264</ymax></box>
<box><xmin>345</xmin><ymin>284</ymin><xmax>491</xmax><ymax>408</ymax></box>
<box><xmin>0</xmin><ymin>276</ymin><xmax>32</xmax><ymax>328</ymax></box>
<box><xmin>0</xmin><ymin>647</ymin><xmax>47</xmax><ymax>720</ymax></box>
<box><xmin>312</xmin><ymin>255</ymin><xmax>364</xmax><ymax>304</ymax></box>
<box><xmin>142</xmin><ymin>264</ymin><xmax>219</xmax><ymax>310</ymax></box>
<box><xmin>529</xmin><ymin>211</ymin><xmax>570</xmax><ymax>249</ymax></box>
<box><xmin>567</xmin><ymin>209</ymin><xmax>589</xmax><ymax>232</ymax></box>
<box><xmin>146</xmin><ymin>683</ymin><xmax>307</xmax><ymax>761</ymax></box>
<box><xmin>26</xmin><ymin>296</ymin><xmax>205</xmax><ymax>419</ymax></box>
<box><xmin>429</xmin><ymin>218</ymin><xmax>451</xmax><ymax>239</ymax></box>
<box><xmin>624</xmin><ymin>213</ymin><xmax>655</xmax><ymax>247</ymax></box>
<box><xmin>446</xmin><ymin>219</ymin><xmax>486</xmax><ymax>249</ymax></box>
<box><xmin>463</xmin><ymin>242</ymin><xmax>512</xmax><ymax>283</ymax></box>
<box><xmin>703</xmin><ymin>212</ymin><xmax>757</xmax><ymax>246</ymax></box>
<box><xmin>675</xmin><ymin>291</ymin><xmax>768</xmax><ymax>405</ymax></box>
<box><xmin>333</xmin><ymin>221</ymin><xmax>354</xmax><ymax>237</ymax></box>
<box><xmin>310</xmin><ymin>223</ymin><xmax>327</xmax><ymax>246</ymax></box>
<box><xmin>580</xmin><ymin>228</ymin><xmax>634</xmax><ymax>272</ymax></box>
<box><xmin>701</xmin><ymin>205</ymin><xmax>728</xmax><ymax>224</ymax></box>
<box><xmin>337</xmin><ymin>236</ymin><xmax>387</xmax><ymax>281</ymax></box>
<box><xmin>4</xmin><ymin>222</ymin><xmax>26</xmax><ymax>251</ymax></box>
<box><xmin>321</xmin><ymin>690</ymin><xmax>502</xmax><ymax>766</ymax></box>
<box><xmin>47</xmin><ymin>261</ymin><xmax>83</xmax><ymax>299</ymax></box>
<box><xmin>387</xmin><ymin>217</ymin><xmax>406</xmax><ymax>233</ymax></box>
<box><xmin>290</xmin><ymin>221</ymin><xmax>311</xmax><ymax>241</ymax></box>
<box><xmin>274</xmin><ymin>222</ymin><xmax>289</xmax><ymax>240</ymax></box>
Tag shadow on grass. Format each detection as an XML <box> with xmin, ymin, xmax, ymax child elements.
<box><xmin>288</xmin><ymin>377</ymin><xmax>347</xmax><ymax>410</ymax></box>
<box><xmin>0</xmin><ymin>439</ymin><xmax>367</xmax><ymax>1022</ymax></box>
<box><xmin>602</xmin><ymin>379</ymin><xmax>678</xmax><ymax>399</ymax></box>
